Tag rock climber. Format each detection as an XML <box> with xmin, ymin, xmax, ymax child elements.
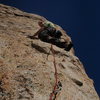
<box><xmin>30</xmin><ymin>21</ymin><xmax>73</xmax><ymax>51</ymax></box>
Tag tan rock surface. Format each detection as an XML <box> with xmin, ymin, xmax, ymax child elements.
<box><xmin>0</xmin><ymin>4</ymin><xmax>99</xmax><ymax>100</ymax></box>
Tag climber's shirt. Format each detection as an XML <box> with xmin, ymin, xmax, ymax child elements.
<box><xmin>43</xmin><ymin>21</ymin><xmax>55</xmax><ymax>28</ymax></box>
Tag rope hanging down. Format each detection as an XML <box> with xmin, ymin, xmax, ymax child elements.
<box><xmin>49</xmin><ymin>45</ymin><xmax>62</xmax><ymax>100</ymax></box>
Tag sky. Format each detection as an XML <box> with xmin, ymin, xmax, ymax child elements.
<box><xmin>0</xmin><ymin>0</ymin><xmax>99</xmax><ymax>96</ymax></box>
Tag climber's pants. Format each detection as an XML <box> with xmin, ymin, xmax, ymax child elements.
<box><xmin>38</xmin><ymin>30</ymin><xmax>67</xmax><ymax>49</ymax></box>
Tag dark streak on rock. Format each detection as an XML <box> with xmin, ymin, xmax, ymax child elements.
<box><xmin>72</xmin><ymin>78</ymin><xmax>83</xmax><ymax>87</ymax></box>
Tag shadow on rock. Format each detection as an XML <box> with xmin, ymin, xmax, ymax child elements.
<box><xmin>31</xmin><ymin>43</ymin><xmax>49</xmax><ymax>54</ymax></box>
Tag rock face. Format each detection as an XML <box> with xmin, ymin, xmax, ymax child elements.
<box><xmin>0</xmin><ymin>4</ymin><xmax>99</xmax><ymax>100</ymax></box>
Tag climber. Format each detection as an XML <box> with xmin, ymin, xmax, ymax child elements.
<box><xmin>30</xmin><ymin>21</ymin><xmax>73</xmax><ymax>51</ymax></box>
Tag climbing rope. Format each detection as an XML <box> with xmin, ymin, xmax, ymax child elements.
<box><xmin>49</xmin><ymin>45</ymin><xmax>62</xmax><ymax>100</ymax></box>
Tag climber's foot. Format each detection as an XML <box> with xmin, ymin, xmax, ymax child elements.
<box><xmin>64</xmin><ymin>42</ymin><xmax>73</xmax><ymax>51</ymax></box>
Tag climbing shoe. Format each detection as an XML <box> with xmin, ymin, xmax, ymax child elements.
<box><xmin>64</xmin><ymin>42</ymin><xmax>73</xmax><ymax>51</ymax></box>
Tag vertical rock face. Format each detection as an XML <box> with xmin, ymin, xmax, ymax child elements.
<box><xmin>0</xmin><ymin>4</ymin><xmax>99</xmax><ymax>100</ymax></box>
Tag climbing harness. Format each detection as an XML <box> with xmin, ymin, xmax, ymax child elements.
<box><xmin>49</xmin><ymin>45</ymin><xmax>62</xmax><ymax>100</ymax></box>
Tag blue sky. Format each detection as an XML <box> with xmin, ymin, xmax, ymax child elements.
<box><xmin>0</xmin><ymin>0</ymin><xmax>99</xmax><ymax>96</ymax></box>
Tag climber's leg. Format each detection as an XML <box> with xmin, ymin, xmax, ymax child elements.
<box><xmin>48</xmin><ymin>38</ymin><xmax>73</xmax><ymax>51</ymax></box>
<box><xmin>48</xmin><ymin>38</ymin><xmax>66</xmax><ymax>48</ymax></box>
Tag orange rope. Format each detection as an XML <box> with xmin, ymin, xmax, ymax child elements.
<box><xmin>49</xmin><ymin>45</ymin><xmax>58</xmax><ymax>100</ymax></box>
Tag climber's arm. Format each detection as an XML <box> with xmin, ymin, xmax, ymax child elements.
<box><xmin>32</xmin><ymin>27</ymin><xmax>45</xmax><ymax>38</ymax></box>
